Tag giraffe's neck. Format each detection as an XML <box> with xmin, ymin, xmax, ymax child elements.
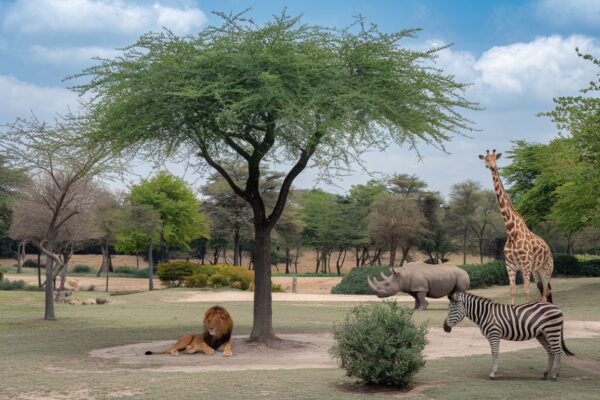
<box><xmin>490</xmin><ymin>168</ymin><xmax>524</xmax><ymax>238</ymax></box>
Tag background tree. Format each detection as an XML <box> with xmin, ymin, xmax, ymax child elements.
<box><xmin>0</xmin><ymin>155</ymin><xmax>28</xmax><ymax>269</ymax></box>
<box><xmin>469</xmin><ymin>189</ymin><xmax>503</xmax><ymax>263</ymax></box>
<box><xmin>1</xmin><ymin>116</ymin><xmax>117</xmax><ymax>320</ymax></box>
<box><xmin>368</xmin><ymin>192</ymin><xmax>428</xmax><ymax>266</ymax></box>
<box><xmin>75</xmin><ymin>12</ymin><xmax>476</xmax><ymax>342</ymax></box>
<box><xmin>447</xmin><ymin>180</ymin><xmax>483</xmax><ymax>264</ymax></box>
<box><xmin>115</xmin><ymin>205</ymin><xmax>162</xmax><ymax>290</ymax></box>
<box><xmin>126</xmin><ymin>172</ymin><xmax>209</xmax><ymax>265</ymax></box>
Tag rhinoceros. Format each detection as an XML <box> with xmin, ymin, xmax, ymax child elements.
<box><xmin>367</xmin><ymin>262</ymin><xmax>470</xmax><ymax>310</ymax></box>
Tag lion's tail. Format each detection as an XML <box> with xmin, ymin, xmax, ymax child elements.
<box><xmin>144</xmin><ymin>349</ymin><xmax>171</xmax><ymax>355</ymax></box>
<box><xmin>144</xmin><ymin>351</ymin><xmax>153</xmax><ymax>355</ymax></box>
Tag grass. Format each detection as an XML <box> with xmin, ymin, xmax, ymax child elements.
<box><xmin>0</xmin><ymin>278</ymin><xmax>599</xmax><ymax>399</ymax></box>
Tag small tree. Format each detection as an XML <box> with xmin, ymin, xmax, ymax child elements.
<box><xmin>447</xmin><ymin>180</ymin><xmax>483</xmax><ymax>265</ymax></box>
<box><xmin>1</xmin><ymin>116</ymin><xmax>118</xmax><ymax>320</ymax></box>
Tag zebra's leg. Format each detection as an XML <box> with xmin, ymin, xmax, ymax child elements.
<box><xmin>546</xmin><ymin>332</ymin><xmax>563</xmax><ymax>380</ymax></box>
<box><xmin>536</xmin><ymin>335</ymin><xmax>552</xmax><ymax>379</ymax></box>
<box><xmin>416</xmin><ymin>291</ymin><xmax>429</xmax><ymax>310</ymax></box>
<box><xmin>488</xmin><ymin>336</ymin><xmax>501</xmax><ymax>379</ymax></box>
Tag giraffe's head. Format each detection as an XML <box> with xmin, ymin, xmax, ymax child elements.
<box><xmin>478</xmin><ymin>149</ymin><xmax>502</xmax><ymax>170</ymax></box>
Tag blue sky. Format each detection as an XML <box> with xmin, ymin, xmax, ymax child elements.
<box><xmin>1</xmin><ymin>0</ymin><xmax>599</xmax><ymax>198</ymax></box>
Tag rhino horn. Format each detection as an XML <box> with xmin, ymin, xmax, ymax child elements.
<box><xmin>380</xmin><ymin>272</ymin><xmax>389</xmax><ymax>280</ymax></box>
<box><xmin>367</xmin><ymin>276</ymin><xmax>379</xmax><ymax>292</ymax></box>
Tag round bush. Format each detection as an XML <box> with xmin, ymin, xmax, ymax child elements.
<box><xmin>331</xmin><ymin>301</ymin><xmax>427</xmax><ymax>387</ymax></box>
<box><xmin>22</xmin><ymin>259</ymin><xmax>39</xmax><ymax>268</ymax></box>
<box><xmin>72</xmin><ymin>264</ymin><xmax>92</xmax><ymax>273</ymax></box>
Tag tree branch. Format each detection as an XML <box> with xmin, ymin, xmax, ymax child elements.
<box><xmin>199</xmin><ymin>146</ymin><xmax>248</xmax><ymax>201</ymax></box>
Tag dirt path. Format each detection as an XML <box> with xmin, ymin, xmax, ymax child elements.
<box><xmin>90</xmin><ymin>320</ymin><xmax>600</xmax><ymax>373</ymax></box>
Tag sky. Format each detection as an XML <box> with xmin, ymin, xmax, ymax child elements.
<box><xmin>1</xmin><ymin>0</ymin><xmax>599</xmax><ymax>198</ymax></box>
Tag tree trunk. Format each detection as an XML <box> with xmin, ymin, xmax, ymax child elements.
<box><xmin>294</xmin><ymin>246</ymin><xmax>300</xmax><ymax>273</ymax></box>
<box><xmin>314</xmin><ymin>248</ymin><xmax>320</xmax><ymax>273</ymax></box>
<box><xmin>462</xmin><ymin>225</ymin><xmax>468</xmax><ymax>265</ymax></box>
<box><xmin>37</xmin><ymin>247</ymin><xmax>42</xmax><ymax>288</ymax></box>
<box><xmin>249</xmin><ymin>225</ymin><xmax>275</xmax><ymax>342</ymax></box>
<box><xmin>233</xmin><ymin>226</ymin><xmax>240</xmax><ymax>266</ymax></box>
<box><xmin>44</xmin><ymin>241</ymin><xmax>55</xmax><ymax>321</ymax></box>
<box><xmin>285</xmin><ymin>246</ymin><xmax>290</xmax><ymax>274</ymax></box>
<box><xmin>136</xmin><ymin>255</ymin><xmax>139</xmax><ymax>270</ymax></box>
<box><xmin>566</xmin><ymin>232</ymin><xmax>574</xmax><ymax>256</ymax></box>
<box><xmin>479</xmin><ymin>237</ymin><xmax>484</xmax><ymax>264</ymax></box>
<box><xmin>148</xmin><ymin>239</ymin><xmax>154</xmax><ymax>291</ymax></box>
<box><xmin>159</xmin><ymin>231</ymin><xmax>165</xmax><ymax>264</ymax></box>
<box><xmin>389</xmin><ymin>240</ymin><xmax>397</xmax><ymax>267</ymax></box>
<box><xmin>16</xmin><ymin>241</ymin><xmax>25</xmax><ymax>274</ymax></box>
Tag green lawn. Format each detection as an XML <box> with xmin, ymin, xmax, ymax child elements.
<box><xmin>1</xmin><ymin>278</ymin><xmax>599</xmax><ymax>400</ymax></box>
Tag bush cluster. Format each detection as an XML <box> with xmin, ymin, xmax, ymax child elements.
<box><xmin>459</xmin><ymin>262</ymin><xmax>523</xmax><ymax>289</ymax></box>
<box><xmin>578</xmin><ymin>260</ymin><xmax>600</xmax><ymax>277</ymax></box>
<box><xmin>0</xmin><ymin>279</ymin><xmax>25</xmax><ymax>290</ymax></box>
<box><xmin>156</xmin><ymin>261</ymin><xmax>194</xmax><ymax>287</ymax></box>
<box><xmin>188</xmin><ymin>264</ymin><xmax>254</xmax><ymax>290</ymax></box>
<box><xmin>331</xmin><ymin>301</ymin><xmax>427</xmax><ymax>387</ymax></box>
<box><xmin>72</xmin><ymin>264</ymin><xmax>92</xmax><ymax>273</ymax></box>
<box><xmin>331</xmin><ymin>266</ymin><xmax>394</xmax><ymax>294</ymax></box>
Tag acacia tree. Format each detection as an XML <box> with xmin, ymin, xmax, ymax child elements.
<box><xmin>74</xmin><ymin>12</ymin><xmax>476</xmax><ymax>342</ymax></box>
<box><xmin>1</xmin><ymin>116</ymin><xmax>116</xmax><ymax>320</ymax></box>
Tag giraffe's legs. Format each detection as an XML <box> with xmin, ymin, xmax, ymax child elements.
<box><xmin>488</xmin><ymin>335</ymin><xmax>501</xmax><ymax>379</ymax></box>
<box><xmin>523</xmin><ymin>270</ymin><xmax>531</xmax><ymax>303</ymax></box>
<box><xmin>506</xmin><ymin>263</ymin><xmax>517</xmax><ymax>305</ymax></box>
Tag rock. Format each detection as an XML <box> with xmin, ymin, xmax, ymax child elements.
<box><xmin>83</xmin><ymin>298</ymin><xmax>97</xmax><ymax>305</ymax></box>
<box><xmin>67</xmin><ymin>299</ymin><xmax>82</xmax><ymax>305</ymax></box>
<box><xmin>95</xmin><ymin>298</ymin><xmax>108</xmax><ymax>305</ymax></box>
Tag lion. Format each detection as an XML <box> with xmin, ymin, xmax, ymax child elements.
<box><xmin>145</xmin><ymin>305</ymin><xmax>233</xmax><ymax>357</ymax></box>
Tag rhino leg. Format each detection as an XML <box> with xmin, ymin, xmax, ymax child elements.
<box><xmin>408</xmin><ymin>292</ymin><xmax>420</xmax><ymax>309</ymax></box>
<box><xmin>416</xmin><ymin>292</ymin><xmax>429</xmax><ymax>310</ymax></box>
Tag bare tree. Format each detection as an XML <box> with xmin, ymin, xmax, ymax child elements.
<box><xmin>2</xmin><ymin>116</ymin><xmax>119</xmax><ymax>320</ymax></box>
<box><xmin>368</xmin><ymin>193</ymin><xmax>428</xmax><ymax>266</ymax></box>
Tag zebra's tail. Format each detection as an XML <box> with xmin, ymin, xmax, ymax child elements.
<box><xmin>561</xmin><ymin>325</ymin><xmax>575</xmax><ymax>356</ymax></box>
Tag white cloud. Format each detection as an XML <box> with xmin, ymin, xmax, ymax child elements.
<box><xmin>30</xmin><ymin>45</ymin><xmax>120</xmax><ymax>65</ymax></box>
<box><xmin>431</xmin><ymin>35</ymin><xmax>599</xmax><ymax>108</ymax></box>
<box><xmin>3</xmin><ymin>0</ymin><xmax>207</xmax><ymax>36</ymax></box>
<box><xmin>535</xmin><ymin>0</ymin><xmax>600</xmax><ymax>28</ymax></box>
<box><xmin>0</xmin><ymin>75</ymin><xmax>79</xmax><ymax>122</ymax></box>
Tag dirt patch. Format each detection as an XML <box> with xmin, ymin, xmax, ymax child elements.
<box><xmin>89</xmin><ymin>321</ymin><xmax>600</xmax><ymax>373</ymax></box>
<box><xmin>564</xmin><ymin>358</ymin><xmax>600</xmax><ymax>375</ymax></box>
<box><xmin>169</xmin><ymin>291</ymin><xmax>449</xmax><ymax>303</ymax></box>
<box><xmin>14</xmin><ymin>388</ymin><xmax>143</xmax><ymax>400</ymax></box>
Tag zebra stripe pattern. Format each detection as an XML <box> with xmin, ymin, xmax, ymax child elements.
<box><xmin>443</xmin><ymin>292</ymin><xmax>573</xmax><ymax>380</ymax></box>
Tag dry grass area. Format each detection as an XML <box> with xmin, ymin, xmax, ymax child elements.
<box><xmin>1</xmin><ymin>249</ymin><xmax>493</xmax><ymax>274</ymax></box>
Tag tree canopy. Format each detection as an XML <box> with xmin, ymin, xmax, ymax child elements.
<box><xmin>72</xmin><ymin>10</ymin><xmax>477</xmax><ymax>342</ymax></box>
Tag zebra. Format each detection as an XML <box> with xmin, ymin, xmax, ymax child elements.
<box><xmin>443</xmin><ymin>292</ymin><xmax>574</xmax><ymax>380</ymax></box>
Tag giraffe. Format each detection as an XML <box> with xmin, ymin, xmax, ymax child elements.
<box><xmin>479</xmin><ymin>149</ymin><xmax>553</xmax><ymax>305</ymax></box>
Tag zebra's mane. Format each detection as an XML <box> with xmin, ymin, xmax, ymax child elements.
<box><xmin>462</xmin><ymin>292</ymin><xmax>494</xmax><ymax>304</ymax></box>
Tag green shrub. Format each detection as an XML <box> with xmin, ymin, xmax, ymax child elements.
<box><xmin>0</xmin><ymin>279</ymin><xmax>26</xmax><ymax>290</ymax></box>
<box><xmin>72</xmin><ymin>264</ymin><xmax>92</xmax><ymax>273</ymax></box>
<box><xmin>22</xmin><ymin>259</ymin><xmax>39</xmax><ymax>268</ymax></box>
<box><xmin>207</xmin><ymin>272</ymin><xmax>230</xmax><ymax>288</ymax></box>
<box><xmin>331</xmin><ymin>301</ymin><xmax>427</xmax><ymax>387</ymax></box>
<box><xmin>156</xmin><ymin>262</ymin><xmax>194</xmax><ymax>287</ymax></box>
<box><xmin>271</xmin><ymin>282</ymin><xmax>284</xmax><ymax>292</ymax></box>
<box><xmin>578</xmin><ymin>260</ymin><xmax>600</xmax><ymax>277</ymax></box>
<box><xmin>459</xmin><ymin>262</ymin><xmax>524</xmax><ymax>288</ymax></box>
<box><xmin>230</xmin><ymin>275</ymin><xmax>251</xmax><ymax>290</ymax></box>
<box><xmin>331</xmin><ymin>266</ymin><xmax>394</xmax><ymax>294</ymax></box>
<box><xmin>553</xmin><ymin>254</ymin><xmax>580</xmax><ymax>276</ymax></box>
<box><xmin>114</xmin><ymin>266</ymin><xmax>149</xmax><ymax>278</ymax></box>
<box><xmin>184</xmin><ymin>273</ymin><xmax>208</xmax><ymax>288</ymax></box>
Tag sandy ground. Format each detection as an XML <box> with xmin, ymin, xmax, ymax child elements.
<box><xmin>3</xmin><ymin>274</ymin><xmax>344</xmax><ymax>294</ymax></box>
<box><xmin>89</xmin><ymin>321</ymin><xmax>600</xmax><ymax>373</ymax></box>
<box><xmin>168</xmin><ymin>290</ymin><xmax>448</xmax><ymax>303</ymax></box>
